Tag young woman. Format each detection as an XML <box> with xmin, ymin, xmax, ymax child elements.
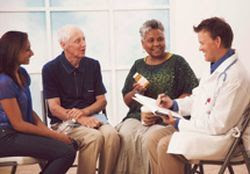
<box><xmin>0</xmin><ymin>31</ymin><xmax>77</xmax><ymax>174</ymax></box>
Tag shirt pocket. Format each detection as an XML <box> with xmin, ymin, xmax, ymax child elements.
<box><xmin>83</xmin><ymin>84</ymin><xmax>96</xmax><ymax>104</ymax></box>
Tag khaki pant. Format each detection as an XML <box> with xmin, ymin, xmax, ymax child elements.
<box><xmin>55</xmin><ymin>123</ymin><xmax>120</xmax><ymax>174</ymax></box>
<box><xmin>115</xmin><ymin>118</ymin><xmax>166</xmax><ymax>174</ymax></box>
<box><xmin>146</xmin><ymin>126</ymin><xmax>185</xmax><ymax>174</ymax></box>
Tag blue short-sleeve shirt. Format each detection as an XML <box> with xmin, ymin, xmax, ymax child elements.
<box><xmin>0</xmin><ymin>67</ymin><xmax>34</xmax><ymax>128</ymax></box>
<box><xmin>42</xmin><ymin>52</ymin><xmax>107</xmax><ymax>124</ymax></box>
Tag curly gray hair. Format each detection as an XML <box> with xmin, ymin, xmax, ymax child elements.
<box><xmin>139</xmin><ymin>19</ymin><xmax>164</xmax><ymax>40</ymax></box>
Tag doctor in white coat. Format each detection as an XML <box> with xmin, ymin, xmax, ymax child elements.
<box><xmin>144</xmin><ymin>17</ymin><xmax>250</xmax><ymax>174</ymax></box>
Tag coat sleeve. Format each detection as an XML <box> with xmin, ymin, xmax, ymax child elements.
<box><xmin>178</xmin><ymin>70</ymin><xmax>250</xmax><ymax>135</ymax></box>
<box><xmin>175</xmin><ymin>87</ymin><xmax>198</xmax><ymax>116</ymax></box>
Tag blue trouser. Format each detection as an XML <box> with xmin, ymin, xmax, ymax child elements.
<box><xmin>0</xmin><ymin>127</ymin><xmax>77</xmax><ymax>174</ymax></box>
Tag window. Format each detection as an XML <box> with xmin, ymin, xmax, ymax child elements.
<box><xmin>0</xmin><ymin>0</ymin><xmax>170</xmax><ymax>125</ymax></box>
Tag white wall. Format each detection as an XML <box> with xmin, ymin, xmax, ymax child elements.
<box><xmin>2</xmin><ymin>0</ymin><xmax>249</xmax><ymax>126</ymax></box>
<box><xmin>170</xmin><ymin>0</ymin><xmax>250</xmax><ymax>77</ymax></box>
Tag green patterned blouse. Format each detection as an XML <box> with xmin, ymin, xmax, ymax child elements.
<box><xmin>122</xmin><ymin>53</ymin><xmax>198</xmax><ymax>121</ymax></box>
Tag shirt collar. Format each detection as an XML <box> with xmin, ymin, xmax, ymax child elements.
<box><xmin>60</xmin><ymin>52</ymin><xmax>85</xmax><ymax>74</ymax></box>
<box><xmin>210</xmin><ymin>49</ymin><xmax>235</xmax><ymax>74</ymax></box>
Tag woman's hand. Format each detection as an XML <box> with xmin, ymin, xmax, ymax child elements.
<box><xmin>141</xmin><ymin>106</ymin><xmax>158</xmax><ymax>126</ymax></box>
<box><xmin>132</xmin><ymin>83</ymin><xmax>147</xmax><ymax>94</ymax></box>
<box><xmin>156</xmin><ymin>93</ymin><xmax>173</xmax><ymax>108</ymax></box>
<box><xmin>55</xmin><ymin>132</ymin><xmax>73</xmax><ymax>144</ymax></box>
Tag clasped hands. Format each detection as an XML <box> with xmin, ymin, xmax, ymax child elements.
<box><xmin>141</xmin><ymin>93</ymin><xmax>176</xmax><ymax>126</ymax></box>
<box><xmin>66</xmin><ymin>108</ymin><xmax>102</xmax><ymax>128</ymax></box>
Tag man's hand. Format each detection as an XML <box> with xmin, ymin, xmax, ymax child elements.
<box><xmin>156</xmin><ymin>94</ymin><xmax>173</xmax><ymax>108</ymax></box>
<box><xmin>77</xmin><ymin>116</ymin><xmax>102</xmax><ymax>128</ymax></box>
<box><xmin>66</xmin><ymin>108</ymin><xmax>84</xmax><ymax>120</ymax></box>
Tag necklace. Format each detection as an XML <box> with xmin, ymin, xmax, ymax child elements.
<box><xmin>144</xmin><ymin>52</ymin><xmax>173</xmax><ymax>65</ymax></box>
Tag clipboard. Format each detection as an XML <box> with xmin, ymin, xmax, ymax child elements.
<box><xmin>133</xmin><ymin>93</ymin><xmax>183</xmax><ymax>119</ymax></box>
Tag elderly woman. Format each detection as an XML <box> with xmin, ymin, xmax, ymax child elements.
<box><xmin>0</xmin><ymin>31</ymin><xmax>77</xmax><ymax>174</ymax></box>
<box><xmin>114</xmin><ymin>19</ymin><xmax>198</xmax><ymax>174</ymax></box>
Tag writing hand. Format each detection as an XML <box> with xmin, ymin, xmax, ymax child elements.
<box><xmin>156</xmin><ymin>93</ymin><xmax>173</xmax><ymax>108</ymax></box>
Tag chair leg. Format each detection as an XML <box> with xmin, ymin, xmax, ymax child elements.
<box><xmin>10</xmin><ymin>165</ymin><xmax>17</xmax><ymax>174</ymax></box>
<box><xmin>241</xmin><ymin>146</ymin><xmax>250</xmax><ymax>173</ymax></box>
<box><xmin>218</xmin><ymin>164</ymin><xmax>228</xmax><ymax>174</ymax></box>
<box><xmin>191</xmin><ymin>164</ymin><xmax>199</xmax><ymax>174</ymax></box>
<box><xmin>0</xmin><ymin>161</ymin><xmax>17</xmax><ymax>174</ymax></box>
<box><xmin>245</xmin><ymin>160</ymin><xmax>250</xmax><ymax>174</ymax></box>
<box><xmin>227</xmin><ymin>165</ymin><xmax>234</xmax><ymax>174</ymax></box>
<box><xmin>199</xmin><ymin>164</ymin><xmax>204</xmax><ymax>174</ymax></box>
<box><xmin>184</xmin><ymin>163</ymin><xmax>192</xmax><ymax>174</ymax></box>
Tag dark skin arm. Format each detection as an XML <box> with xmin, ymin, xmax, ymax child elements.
<box><xmin>123</xmin><ymin>82</ymin><xmax>147</xmax><ymax>107</ymax></box>
<box><xmin>0</xmin><ymin>98</ymin><xmax>72</xmax><ymax>144</ymax></box>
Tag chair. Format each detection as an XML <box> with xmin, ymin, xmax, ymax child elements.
<box><xmin>0</xmin><ymin>156</ymin><xmax>42</xmax><ymax>174</ymax></box>
<box><xmin>0</xmin><ymin>93</ymin><xmax>50</xmax><ymax>174</ymax></box>
<box><xmin>186</xmin><ymin>106</ymin><xmax>250</xmax><ymax>174</ymax></box>
<box><xmin>41</xmin><ymin>90</ymin><xmax>49</xmax><ymax>126</ymax></box>
<box><xmin>41</xmin><ymin>91</ymin><xmax>107</xmax><ymax>171</ymax></box>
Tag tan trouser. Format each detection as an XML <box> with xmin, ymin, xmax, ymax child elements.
<box><xmin>146</xmin><ymin>126</ymin><xmax>185</xmax><ymax>174</ymax></box>
<box><xmin>65</xmin><ymin>124</ymin><xmax>120</xmax><ymax>174</ymax></box>
<box><xmin>115</xmin><ymin>118</ymin><xmax>166</xmax><ymax>174</ymax></box>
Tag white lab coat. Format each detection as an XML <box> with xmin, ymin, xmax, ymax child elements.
<box><xmin>168</xmin><ymin>53</ymin><xmax>250</xmax><ymax>160</ymax></box>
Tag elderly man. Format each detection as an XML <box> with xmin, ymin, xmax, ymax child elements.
<box><xmin>145</xmin><ymin>17</ymin><xmax>250</xmax><ymax>174</ymax></box>
<box><xmin>42</xmin><ymin>25</ymin><xmax>120</xmax><ymax>174</ymax></box>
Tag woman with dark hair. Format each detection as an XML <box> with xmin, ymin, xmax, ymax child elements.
<box><xmin>0</xmin><ymin>31</ymin><xmax>77</xmax><ymax>174</ymax></box>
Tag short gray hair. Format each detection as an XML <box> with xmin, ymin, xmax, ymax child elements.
<box><xmin>57</xmin><ymin>25</ymin><xmax>83</xmax><ymax>43</ymax></box>
<box><xmin>139</xmin><ymin>19</ymin><xmax>164</xmax><ymax>40</ymax></box>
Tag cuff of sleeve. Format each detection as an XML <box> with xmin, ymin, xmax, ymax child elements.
<box><xmin>170</xmin><ymin>100</ymin><xmax>179</xmax><ymax>112</ymax></box>
<box><xmin>174</xmin><ymin>118</ymin><xmax>180</xmax><ymax>130</ymax></box>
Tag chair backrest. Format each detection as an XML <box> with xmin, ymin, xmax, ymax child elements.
<box><xmin>41</xmin><ymin>90</ymin><xmax>49</xmax><ymax>126</ymax></box>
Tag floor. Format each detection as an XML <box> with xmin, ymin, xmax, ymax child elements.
<box><xmin>0</xmin><ymin>164</ymin><xmax>248</xmax><ymax>174</ymax></box>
